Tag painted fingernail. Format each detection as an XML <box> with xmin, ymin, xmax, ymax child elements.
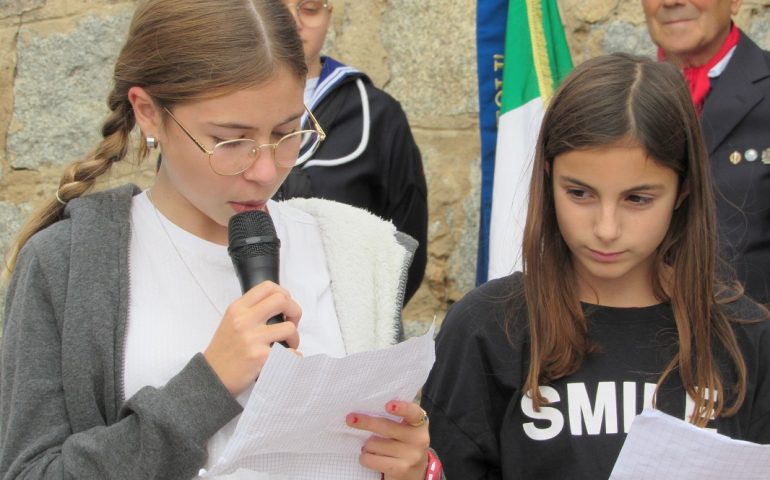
<box><xmin>388</xmin><ymin>402</ymin><xmax>397</xmax><ymax>413</ymax></box>
<box><xmin>350</xmin><ymin>415</ymin><xmax>359</xmax><ymax>424</ymax></box>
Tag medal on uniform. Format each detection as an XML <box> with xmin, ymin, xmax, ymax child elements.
<box><xmin>729</xmin><ymin>151</ymin><xmax>741</xmax><ymax>165</ymax></box>
<box><xmin>762</xmin><ymin>148</ymin><xmax>770</xmax><ymax>165</ymax></box>
<box><xmin>744</xmin><ymin>149</ymin><xmax>758</xmax><ymax>162</ymax></box>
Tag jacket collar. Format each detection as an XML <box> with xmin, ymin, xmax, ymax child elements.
<box><xmin>700</xmin><ymin>31</ymin><xmax>770</xmax><ymax>154</ymax></box>
<box><xmin>306</xmin><ymin>56</ymin><xmax>365</xmax><ymax>112</ymax></box>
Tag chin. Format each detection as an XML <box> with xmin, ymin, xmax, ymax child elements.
<box><xmin>581</xmin><ymin>263</ymin><xmax>633</xmax><ymax>282</ymax></box>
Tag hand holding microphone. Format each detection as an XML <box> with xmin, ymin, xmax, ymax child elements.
<box><xmin>203</xmin><ymin>210</ymin><xmax>302</xmax><ymax>396</ymax></box>
<box><xmin>227</xmin><ymin>210</ymin><xmax>287</xmax><ymax>332</ymax></box>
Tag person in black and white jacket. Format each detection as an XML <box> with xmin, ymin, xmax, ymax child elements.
<box><xmin>276</xmin><ymin>0</ymin><xmax>428</xmax><ymax>305</ymax></box>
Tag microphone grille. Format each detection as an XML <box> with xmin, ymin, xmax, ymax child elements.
<box><xmin>227</xmin><ymin>210</ymin><xmax>280</xmax><ymax>260</ymax></box>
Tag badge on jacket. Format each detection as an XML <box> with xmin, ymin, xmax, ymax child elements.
<box><xmin>762</xmin><ymin>148</ymin><xmax>770</xmax><ymax>165</ymax></box>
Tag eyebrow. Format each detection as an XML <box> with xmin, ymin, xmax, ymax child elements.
<box><xmin>558</xmin><ymin>176</ymin><xmax>667</xmax><ymax>194</ymax></box>
<box><xmin>208</xmin><ymin>111</ymin><xmax>304</xmax><ymax>130</ymax></box>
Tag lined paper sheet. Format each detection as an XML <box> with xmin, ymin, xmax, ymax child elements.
<box><xmin>610</xmin><ymin>408</ymin><xmax>770</xmax><ymax>479</ymax></box>
<box><xmin>201</xmin><ymin>325</ymin><xmax>435</xmax><ymax>480</ymax></box>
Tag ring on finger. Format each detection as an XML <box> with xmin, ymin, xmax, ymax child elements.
<box><xmin>409</xmin><ymin>407</ymin><xmax>429</xmax><ymax>427</ymax></box>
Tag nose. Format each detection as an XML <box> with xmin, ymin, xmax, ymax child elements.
<box><xmin>593</xmin><ymin>203</ymin><xmax>621</xmax><ymax>244</ymax></box>
<box><xmin>240</xmin><ymin>147</ymin><xmax>281</xmax><ymax>185</ymax></box>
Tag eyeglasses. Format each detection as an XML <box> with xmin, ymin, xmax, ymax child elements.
<box><xmin>163</xmin><ymin>105</ymin><xmax>325</xmax><ymax>176</ymax></box>
<box><xmin>287</xmin><ymin>0</ymin><xmax>330</xmax><ymax>27</ymax></box>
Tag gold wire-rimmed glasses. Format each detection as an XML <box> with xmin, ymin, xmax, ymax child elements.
<box><xmin>287</xmin><ymin>0</ymin><xmax>330</xmax><ymax>27</ymax></box>
<box><xmin>162</xmin><ymin>105</ymin><xmax>326</xmax><ymax>176</ymax></box>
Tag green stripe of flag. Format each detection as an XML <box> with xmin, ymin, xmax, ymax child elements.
<box><xmin>500</xmin><ymin>0</ymin><xmax>573</xmax><ymax>114</ymax></box>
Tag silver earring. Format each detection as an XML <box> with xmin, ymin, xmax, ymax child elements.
<box><xmin>146</xmin><ymin>136</ymin><xmax>158</xmax><ymax>149</ymax></box>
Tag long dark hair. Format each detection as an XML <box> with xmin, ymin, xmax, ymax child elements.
<box><xmin>520</xmin><ymin>52</ymin><xmax>746</xmax><ymax>426</ymax></box>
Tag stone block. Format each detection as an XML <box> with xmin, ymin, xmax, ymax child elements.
<box><xmin>747</xmin><ymin>12</ymin><xmax>770</xmax><ymax>51</ymax></box>
<box><xmin>325</xmin><ymin>1</ymin><xmax>389</xmax><ymax>87</ymax></box>
<box><xmin>403</xmin><ymin>316</ymin><xmax>435</xmax><ymax>339</ymax></box>
<box><xmin>4</xmin><ymin>0</ymin><xmax>72</xmax><ymax>22</ymax></box>
<box><xmin>564</xmin><ymin>0</ymin><xmax>619</xmax><ymax>24</ymax></box>
<box><xmin>65</xmin><ymin>0</ymin><xmax>134</xmax><ymax>16</ymax></box>
<box><xmin>7</xmin><ymin>6</ymin><xmax>133</xmax><ymax>170</ymax></box>
<box><xmin>447</xmin><ymin>154</ymin><xmax>480</xmax><ymax>297</ymax></box>
<box><xmin>416</xmin><ymin>125</ymin><xmax>479</xmax><ymax>305</ymax></box>
<box><xmin>381</xmin><ymin>0</ymin><xmax>477</xmax><ymax>118</ymax></box>
<box><xmin>615</xmin><ymin>0</ymin><xmax>648</xmax><ymax>25</ymax></box>
<box><xmin>0</xmin><ymin>0</ymin><xmax>46</xmax><ymax>19</ymax></box>
<box><xmin>0</xmin><ymin>200</ymin><xmax>32</xmax><ymax>332</ymax></box>
<box><xmin>600</xmin><ymin>21</ymin><xmax>656</xmax><ymax>58</ymax></box>
<box><xmin>0</xmin><ymin>201</ymin><xmax>29</xmax><ymax>262</ymax></box>
<box><xmin>0</xmin><ymin>24</ymin><xmax>18</xmax><ymax>178</ymax></box>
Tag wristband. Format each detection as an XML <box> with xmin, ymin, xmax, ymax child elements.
<box><xmin>425</xmin><ymin>448</ymin><xmax>444</xmax><ymax>480</ymax></box>
<box><xmin>377</xmin><ymin>448</ymin><xmax>444</xmax><ymax>480</ymax></box>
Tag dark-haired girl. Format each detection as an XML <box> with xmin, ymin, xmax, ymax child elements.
<box><xmin>422</xmin><ymin>53</ymin><xmax>770</xmax><ymax>479</ymax></box>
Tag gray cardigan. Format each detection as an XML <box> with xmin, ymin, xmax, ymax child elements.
<box><xmin>0</xmin><ymin>184</ymin><xmax>415</xmax><ymax>479</ymax></box>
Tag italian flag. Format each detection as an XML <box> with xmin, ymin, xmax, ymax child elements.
<box><xmin>483</xmin><ymin>0</ymin><xmax>572</xmax><ymax>281</ymax></box>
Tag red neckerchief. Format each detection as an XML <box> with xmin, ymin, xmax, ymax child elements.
<box><xmin>657</xmin><ymin>24</ymin><xmax>740</xmax><ymax>115</ymax></box>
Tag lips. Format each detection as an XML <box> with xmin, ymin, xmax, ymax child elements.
<box><xmin>660</xmin><ymin>16</ymin><xmax>697</xmax><ymax>24</ymax></box>
<box><xmin>588</xmin><ymin>249</ymin><xmax>625</xmax><ymax>263</ymax></box>
<box><xmin>230</xmin><ymin>201</ymin><xmax>267</xmax><ymax>213</ymax></box>
<box><xmin>657</xmin><ymin>10</ymin><xmax>698</xmax><ymax>25</ymax></box>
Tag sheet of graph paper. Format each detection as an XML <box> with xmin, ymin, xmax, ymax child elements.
<box><xmin>610</xmin><ymin>408</ymin><xmax>770</xmax><ymax>479</ymax></box>
<box><xmin>201</xmin><ymin>324</ymin><xmax>435</xmax><ymax>480</ymax></box>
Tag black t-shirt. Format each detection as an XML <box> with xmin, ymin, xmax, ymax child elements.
<box><xmin>422</xmin><ymin>274</ymin><xmax>770</xmax><ymax>480</ymax></box>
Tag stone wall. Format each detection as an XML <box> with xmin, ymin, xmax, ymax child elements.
<box><xmin>1</xmin><ymin>0</ymin><xmax>769</xmax><ymax>334</ymax></box>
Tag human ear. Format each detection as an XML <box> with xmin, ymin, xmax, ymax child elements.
<box><xmin>127</xmin><ymin>86</ymin><xmax>162</xmax><ymax>137</ymax></box>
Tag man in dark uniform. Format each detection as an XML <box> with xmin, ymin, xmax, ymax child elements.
<box><xmin>643</xmin><ymin>0</ymin><xmax>770</xmax><ymax>305</ymax></box>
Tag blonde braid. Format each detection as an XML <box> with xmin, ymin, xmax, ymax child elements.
<box><xmin>3</xmin><ymin>91</ymin><xmax>135</xmax><ymax>277</ymax></box>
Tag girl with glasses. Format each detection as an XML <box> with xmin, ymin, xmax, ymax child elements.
<box><xmin>422</xmin><ymin>53</ymin><xmax>770</xmax><ymax>479</ymax></box>
<box><xmin>0</xmin><ymin>1</ymin><xmax>438</xmax><ymax>479</ymax></box>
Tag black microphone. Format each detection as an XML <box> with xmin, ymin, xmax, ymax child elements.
<box><xmin>227</xmin><ymin>211</ymin><xmax>288</xmax><ymax>345</ymax></box>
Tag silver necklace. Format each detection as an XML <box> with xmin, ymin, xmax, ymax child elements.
<box><xmin>145</xmin><ymin>189</ymin><xmax>224</xmax><ymax>317</ymax></box>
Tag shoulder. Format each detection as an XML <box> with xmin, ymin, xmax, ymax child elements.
<box><xmin>363</xmin><ymin>83</ymin><xmax>410</xmax><ymax>120</ymax></box>
<box><xmin>719</xmin><ymin>294</ymin><xmax>770</xmax><ymax>346</ymax></box>
<box><xmin>720</xmin><ymin>293</ymin><xmax>770</xmax><ymax>321</ymax></box>
<box><xmin>438</xmin><ymin>273</ymin><xmax>526</xmax><ymax>345</ymax></box>
<box><xmin>449</xmin><ymin>273</ymin><xmax>523</xmax><ymax>314</ymax></box>
<box><xmin>18</xmin><ymin>184</ymin><xmax>138</xmax><ymax>282</ymax></box>
<box><xmin>62</xmin><ymin>184</ymin><xmax>139</xmax><ymax>225</ymax></box>
<box><xmin>429</xmin><ymin>274</ymin><xmax>528</xmax><ymax>400</ymax></box>
<box><xmin>719</xmin><ymin>296</ymin><xmax>770</xmax><ymax>422</ymax></box>
<box><xmin>12</xmin><ymin>220</ymin><xmax>72</xmax><ymax>304</ymax></box>
<box><xmin>320</xmin><ymin>56</ymin><xmax>408</xmax><ymax>118</ymax></box>
<box><xmin>733</xmin><ymin>32</ymin><xmax>770</xmax><ymax>78</ymax></box>
<box><xmin>26</xmin><ymin>183</ymin><xmax>136</xmax><ymax>249</ymax></box>
<box><xmin>8</xmin><ymin>218</ymin><xmax>75</xmax><ymax>327</ymax></box>
<box><xmin>737</xmin><ymin>31</ymin><xmax>770</xmax><ymax>59</ymax></box>
<box><xmin>327</xmin><ymin>75</ymin><xmax>409</xmax><ymax>120</ymax></box>
<box><xmin>323</xmin><ymin>62</ymin><xmax>409</xmax><ymax>120</ymax></box>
